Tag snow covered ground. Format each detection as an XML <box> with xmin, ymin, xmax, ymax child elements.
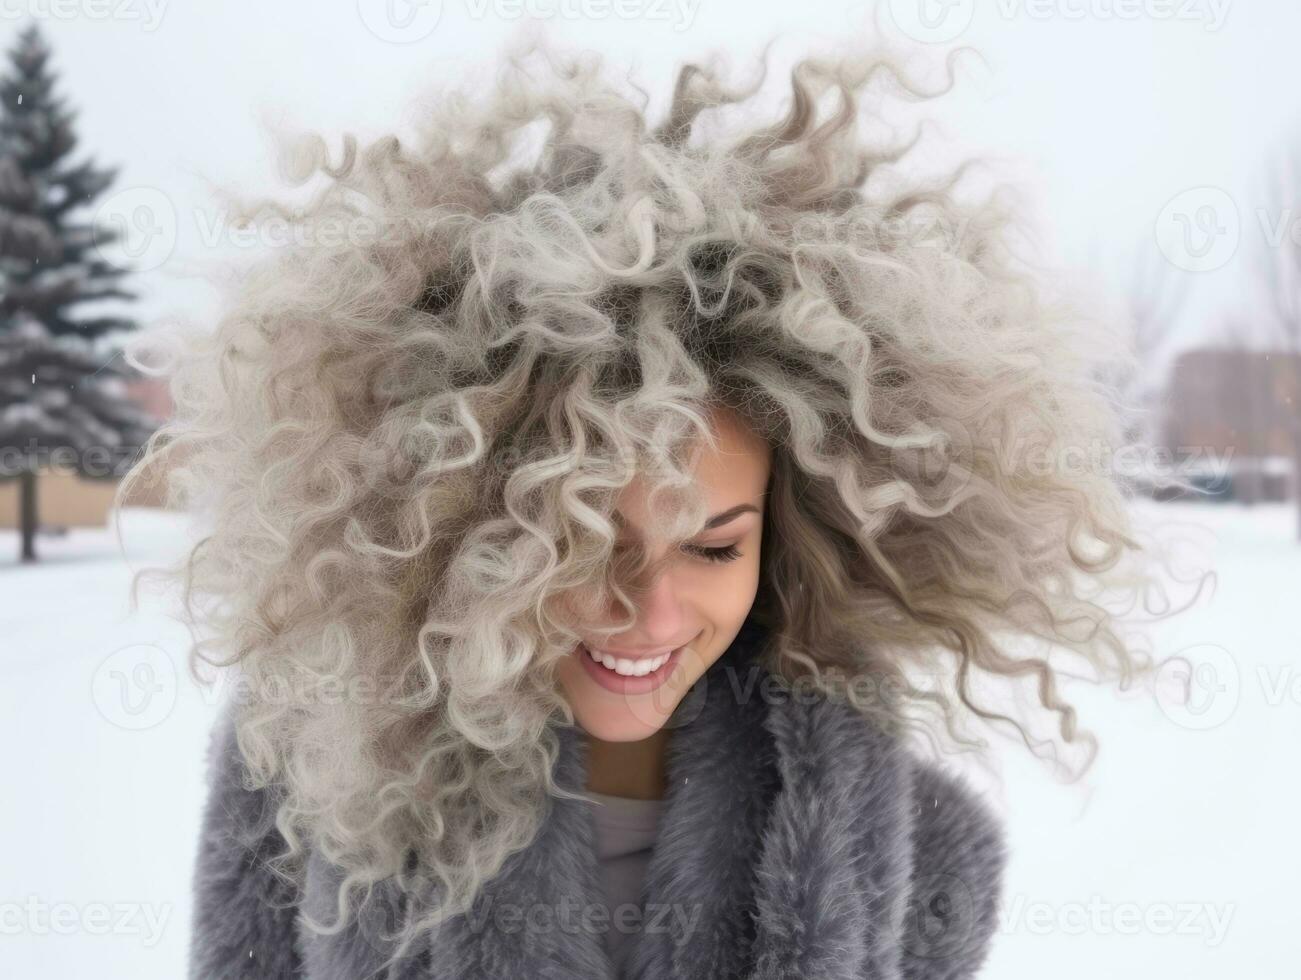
<box><xmin>1</xmin><ymin>500</ymin><xmax>1297</xmax><ymax>978</ymax></box>
<box><xmin>977</xmin><ymin>499</ymin><xmax>1301</xmax><ymax>979</ymax></box>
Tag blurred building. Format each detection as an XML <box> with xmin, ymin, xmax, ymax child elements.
<box><xmin>1161</xmin><ymin>348</ymin><xmax>1301</xmax><ymax>503</ymax></box>
<box><xmin>0</xmin><ymin>375</ymin><xmax>175</xmax><ymax>531</ymax></box>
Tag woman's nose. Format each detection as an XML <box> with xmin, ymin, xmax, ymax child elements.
<box><xmin>618</xmin><ymin>565</ymin><xmax>686</xmax><ymax>646</ymax></box>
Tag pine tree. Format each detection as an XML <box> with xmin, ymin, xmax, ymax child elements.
<box><xmin>0</xmin><ymin>23</ymin><xmax>136</xmax><ymax>338</ymax></box>
<box><xmin>0</xmin><ymin>23</ymin><xmax>154</xmax><ymax>562</ymax></box>
<box><xmin>1</xmin><ymin>313</ymin><xmax>156</xmax><ymax>561</ymax></box>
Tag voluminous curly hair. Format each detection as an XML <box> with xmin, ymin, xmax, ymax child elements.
<box><xmin>120</xmin><ymin>30</ymin><xmax>1189</xmax><ymax>967</ymax></box>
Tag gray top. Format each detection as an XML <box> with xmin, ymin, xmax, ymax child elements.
<box><xmin>583</xmin><ymin>789</ymin><xmax>665</xmax><ymax>977</ymax></box>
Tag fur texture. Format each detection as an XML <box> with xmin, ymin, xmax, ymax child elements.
<box><xmin>190</xmin><ymin>618</ymin><xmax>1006</xmax><ymax>979</ymax></box>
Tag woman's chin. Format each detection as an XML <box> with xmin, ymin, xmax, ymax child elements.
<box><xmin>574</xmin><ymin>709</ymin><xmax>666</xmax><ymax>742</ymax></box>
<box><xmin>556</xmin><ymin>662</ymin><xmax>678</xmax><ymax>741</ymax></box>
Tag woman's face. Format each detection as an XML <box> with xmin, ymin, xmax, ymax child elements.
<box><xmin>555</xmin><ymin>407</ymin><xmax>772</xmax><ymax>742</ymax></box>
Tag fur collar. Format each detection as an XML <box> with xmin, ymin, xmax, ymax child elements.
<box><xmin>191</xmin><ymin>617</ymin><xmax>1006</xmax><ymax>979</ymax></box>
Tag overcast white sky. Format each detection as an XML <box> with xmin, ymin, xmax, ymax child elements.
<box><xmin>11</xmin><ymin>0</ymin><xmax>1301</xmax><ymax>374</ymax></box>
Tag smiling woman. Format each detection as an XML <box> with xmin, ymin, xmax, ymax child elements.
<box><xmin>556</xmin><ymin>403</ymin><xmax>772</xmax><ymax>752</ymax></box>
<box><xmin>120</xmin><ymin>28</ymin><xmax>1179</xmax><ymax>980</ymax></box>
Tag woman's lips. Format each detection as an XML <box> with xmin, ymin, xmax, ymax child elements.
<box><xmin>575</xmin><ymin>641</ymin><xmax>684</xmax><ymax>695</ymax></box>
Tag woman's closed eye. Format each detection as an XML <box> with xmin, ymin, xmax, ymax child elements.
<box><xmin>681</xmin><ymin>542</ymin><xmax>742</xmax><ymax>564</ymax></box>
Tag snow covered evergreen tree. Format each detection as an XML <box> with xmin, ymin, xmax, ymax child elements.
<box><xmin>0</xmin><ymin>23</ymin><xmax>136</xmax><ymax>338</ymax></box>
<box><xmin>1</xmin><ymin>313</ymin><xmax>156</xmax><ymax>561</ymax></box>
<box><xmin>0</xmin><ymin>24</ymin><xmax>154</xmax><ymax>562</ymax></box>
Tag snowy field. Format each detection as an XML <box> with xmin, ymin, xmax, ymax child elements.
<box><xmin>1</xmin><ymin>500</ymin><xmax>1297</xmax><ymax>978</ymax></box>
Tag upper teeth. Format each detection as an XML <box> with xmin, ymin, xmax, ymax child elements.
<box><xmin>584</xmin><ymin>645</ymin><xmax>673</xmax><ymax>677</ymax></box>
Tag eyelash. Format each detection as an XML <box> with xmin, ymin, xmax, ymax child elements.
<box><xmin>682</xmin><ymin>543</ymin><xmax>742</xmax><ymax>564</ymax></box>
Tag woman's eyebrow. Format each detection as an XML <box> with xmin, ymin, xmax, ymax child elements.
<box><xmin>702</xmin><ymin>503</ymin><xmax>761</xmax><ymax>529</ymax></box>
<box><xmin>613</xmin><ymin>503</ymin><xmax>761</xmax><ymax>536</ymax></box>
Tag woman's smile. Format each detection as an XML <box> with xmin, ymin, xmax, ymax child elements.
<box><xmin>575</xmin><ymin>639</ymin><xmax>689</xmax><ymax>694</ymax></box>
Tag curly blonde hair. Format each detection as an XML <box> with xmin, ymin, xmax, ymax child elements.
<box><xmin>119</xmin><ymin>29</ymin><xmax>1191</xmax><ymax>967</ymax></box>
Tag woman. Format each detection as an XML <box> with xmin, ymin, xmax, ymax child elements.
<box><xmin>126</xmin><ymin>33</ymin><xmax>1169</xmax><ymax>980</ymax></box>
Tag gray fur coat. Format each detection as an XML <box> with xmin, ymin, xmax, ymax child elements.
<box><xmin>188</xmin><ymin>618</ymin><xmax>1007</xmax><ymax>979</ymax></box>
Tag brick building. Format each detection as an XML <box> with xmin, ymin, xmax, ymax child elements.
<box><xmin>0</xmin><ymin>375</ymin><xmax>175</xmax><ymax>531</ymax></box>
<box><xmin>1162</xmin><ymin>348</ymin><xmax>1301</xmax><ymax>502</ymax></box>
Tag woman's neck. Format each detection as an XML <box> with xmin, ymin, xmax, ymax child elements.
<box><xmin>584</xmin><ymin>727</ymin><xmax>671</xmax><ymax>799</ymax></box>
